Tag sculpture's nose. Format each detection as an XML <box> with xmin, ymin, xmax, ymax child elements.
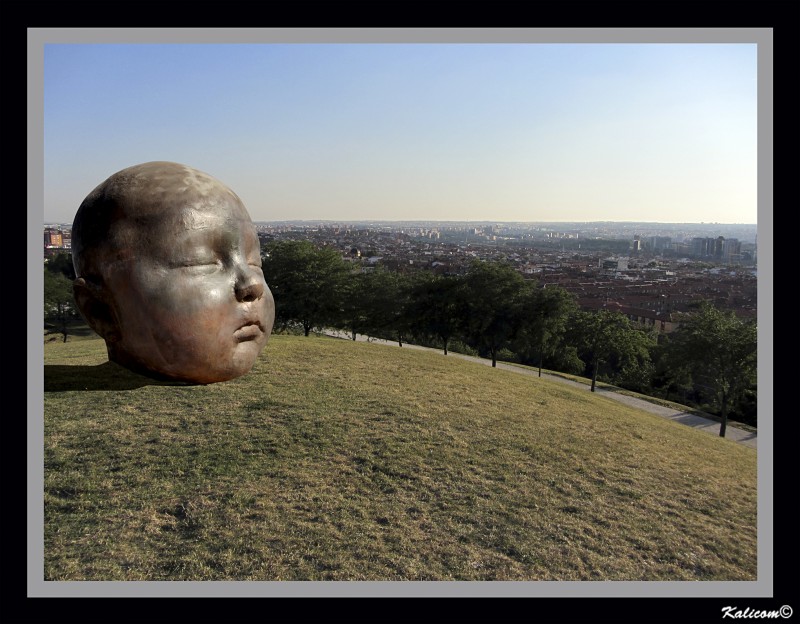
<box><xmin>234</xmin><ymin>265</ymin><xmax>265</xmax><ymax>303</ymax></box>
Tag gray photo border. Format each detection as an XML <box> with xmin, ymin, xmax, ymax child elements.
<box><xmin>29</xmin><ymin>27</ymin><xmax>773</xmax><ymax>599</ymax></box>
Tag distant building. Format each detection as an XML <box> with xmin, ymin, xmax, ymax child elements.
<box><xmin>688</xmin><ymin>236</ymin><xmax>742</xmax><ymax>263</ymax></box>
<box><xmin>722</xmin><ymin>238</ymin><xmax>741</xmax><ymax>263</ymax></box>
<box><xmin>690</xmin><ymin>237</ymin><xmax>714</xmax><ymax>257</ymax></box>
<box><xmin>648</xmin><ymin>236</ymin><xmax>672</xmax><ymax>252</ymax></box>
<box><xmin>616</xmin><ymin>304</ymin><xmax>679</xmax><ymax>334</ymax></box>
<box><xmin>44</xmin><ymin>228</ymin><xmax>63</xmax><ymax>248</ymax></box>
<box><xmin>580</xmin><ymin>299</ymin><xmax>678</xmax><ymax>334</ymax></box>
<box><xmin>601</xmin><ymin>257</ymin><xmax>628</xmax><ymax>271</ymax></box>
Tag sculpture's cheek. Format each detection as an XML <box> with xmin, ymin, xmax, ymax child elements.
<box><xmin>111</xmin><ymin>267</ymin><xmax>271</xmax><ymax>383</ymax></box>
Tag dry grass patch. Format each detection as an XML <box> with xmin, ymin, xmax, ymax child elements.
<box><xmin>43</xmin><ymin>335</ymin><xmax>757</xmax><ymax>580</ymax></box>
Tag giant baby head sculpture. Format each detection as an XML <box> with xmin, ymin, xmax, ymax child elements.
<box><xmin>71</xmin><ymin>161</ymin><xmax>275</xmax><ymax>384</ymax></box>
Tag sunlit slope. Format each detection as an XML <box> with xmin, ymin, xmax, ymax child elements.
<box><xmin>43</xmin><ymin>335</ymin><xmax>757</xmax><ymax>580</ymax></box>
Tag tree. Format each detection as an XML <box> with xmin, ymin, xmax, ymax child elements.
<box><xmin>45</xmin><ymin>252</ymin><xmax>76</xmax><ymax>280</ymax></box>
<box><xmin>663</xmin><ymin>302</ymin><xmax>757</xmax><ymax>437</ymax></box>
<box><xmin>459</xmin><ymin>260</ymin><xmax>527</xmax><ymax>367</ymax></box>
<box><xmin>406</xmin><ymin>272</ymin><xmax>464</xmax><ymax>355</ymax></box>
<box><xmin>514</xmin><ymin>284</ymin><xmax>577</xmax><ymax>377</ymax></box>
<box><xmin>650</xmin><ymin>340</ymin><xmax>695</xmax><ymax>405</ymax></box>
<box><xmin>371</xmin><ymin>270</ymin><xmax>413</xmax><ymax>347</ymax></box>
<box><xmin>44</xmin><ymin>268</ymin><xmax>76</xmax><ymax>342</ymax></box>
<box><xmin>262</xmin><ymin>241</ymin><xmax>352</xmax><ymax>336</ymax></box>
<box><xmin>568</xmin><ymin>308</ymin><xmax>655</xmax><ymax>392</ymax></box>
<box><xmin>339</xmin><ymin>271</ymin><xmax>369</xmax><ymax>340</ymax></box>
<box><xmin>339</xmin><ymin>268</ymin><xmax>411</xmax><ymax>345</ymax></box>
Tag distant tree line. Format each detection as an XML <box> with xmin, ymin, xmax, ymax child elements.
<box><xmin>262</xmin><ymin>240</ymin><xmax>758</xmax><ymax>433</ymax></box>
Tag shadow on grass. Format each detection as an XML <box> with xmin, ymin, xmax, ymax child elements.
<box><xmin>44</xmin><ymin>362</ymin><xmax>193</xmax><ymax>392</ymax></box>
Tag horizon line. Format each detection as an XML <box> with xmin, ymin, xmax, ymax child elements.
<box><xmin>43</xmin><ymin>219</ymin><xmax>758</xmax><ymax>226</ymax></box>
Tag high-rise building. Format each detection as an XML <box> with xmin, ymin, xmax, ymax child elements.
<box><xmin>44</xmin><ymin>228</ymin><xmax>63</xmax><ymax>248</ymax></box>
<box><xmin>722</xmin><ymin>238</ymin><xmax>741</xmax><ymax>263</ymax></box>
<box><xmin>650</xmin><ymin>236</ymin><xmax>672</xmax><ymax>252</ymax></box>
<box><xmin>714</xmin><ymin>236</ymin><xmax>726</xmax><ymax>259</ymax></box>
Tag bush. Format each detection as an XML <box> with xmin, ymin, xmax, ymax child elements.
<box><xmin>496</xmin><ymin>348</ymin><xmax>520</xmax><ymax>364</ymax></box>
<box><xmin>272</xmin><ymin>321</ymin><xmax>307</xmax><ymax>336</ymax></box>
<box><xmin>614</xmin><ymin>361</ymin><xmax>656</xmax><ymax>395</ymax></box>
<box><xmin>447</xmin><ymin>340</ymin><xmax>479</xmax><ymax>357</ymax></box>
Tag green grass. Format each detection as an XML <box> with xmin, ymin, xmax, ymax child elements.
<box><xmin>43</xmin><ymin>335</ymin><xmax>757</xmax><ymax>581</ymax></box>
<box><xmin>502</xmin><ymin>361</ymin><xmax>758</xmax><ymax>434</ymax></box>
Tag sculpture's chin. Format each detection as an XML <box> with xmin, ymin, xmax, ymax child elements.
<box><xmin>106</xmin><ymin>343</ymin><xmax>260</xmax><ymax>385</ymax></box>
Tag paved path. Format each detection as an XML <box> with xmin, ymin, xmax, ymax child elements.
<box><xmin>322</xmin><ymin>330</ymin><xmax>757</xmax><ymax>450</ymax></box>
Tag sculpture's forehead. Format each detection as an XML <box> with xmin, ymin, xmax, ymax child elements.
<box><xmin>106</xmin><ymin>205</ymin><xmax>257</xmax><ymax>268</ymax></box>
<box><xmin>113</xmin><ymin>202</ymin><xmax>255</xmax><ymax>250</ymax></box>
<box><xmin>109</xmin><ymin>164</ymin><xmax>243</xmax><ymax>216</ymax></box>
<box><xmin>152</xmin><ymin>165</ymin><xmax>236</xmax><ymax>205</ymax></box>
<box><xmin>72</xmin><ymin>162</ymin><xmax>260</xmax><ymax>278</ymax></box>
<box><xmin>102</xmin><ymin>164</ymin><xmax>255</xmax><ymax>248</ymax></box>
<box><xmin>156</xmin><ymin>200</ymin><xmax>252</xmax><ymax>230</ymax></box>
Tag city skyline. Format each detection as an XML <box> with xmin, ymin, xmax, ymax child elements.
<box><xmin>42</xmin><ymin>34</ymin><xmax>760</xmax><ymax>225</ymax></box>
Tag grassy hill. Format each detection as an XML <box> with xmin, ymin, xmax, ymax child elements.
<box><xmin>43</xmin><ymin>335</ymin><xmax>757</xmax><ymax>581</ymax></box>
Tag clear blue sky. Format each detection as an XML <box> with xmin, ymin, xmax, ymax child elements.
<box><xmin>43</xmin><ymin>43</ymin><xmax>758</xmax><ymax>224</ymax></box>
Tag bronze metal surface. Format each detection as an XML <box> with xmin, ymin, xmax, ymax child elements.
<box><xmin>71</xmin><ymin>161</ymin><xmax>275</xmax><ymax>384</ymax></box>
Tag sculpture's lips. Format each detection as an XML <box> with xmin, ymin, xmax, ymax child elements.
<box><xmin>234</xmin><ymin>321</ymin><xmax>264</xmax><ymax>342</ymax></box>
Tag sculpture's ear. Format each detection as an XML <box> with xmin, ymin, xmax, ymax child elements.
<box><xmin>73</xmin><ymin>277</ymin><xmax>122</xmax><ymax>343</ymax></box>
